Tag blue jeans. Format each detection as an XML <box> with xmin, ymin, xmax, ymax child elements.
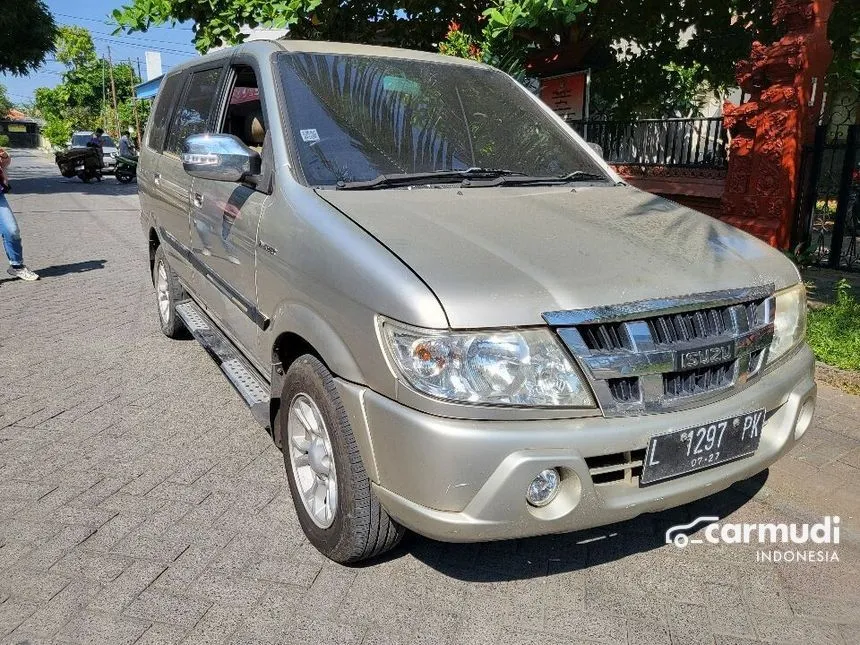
<box><xmin>0</xmin><ymin>191</ymin><xmax>24</xmax><ymax>266</ymax></box>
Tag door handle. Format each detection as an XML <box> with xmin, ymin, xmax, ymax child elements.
<box><xmin>154</xmin><ymin>172</ymin><xmax>161</xmax><ymax>186</ymax></box>
<box><xmin>192</xmin><ymin>192</ymin><xmax>203</xmax><ymax>208</ymax></box>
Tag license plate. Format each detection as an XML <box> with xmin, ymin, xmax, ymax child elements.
<box><xmin>640</xmin><ymin>409</ymin><xmax>766</xmax><ymax>486</ymax></box>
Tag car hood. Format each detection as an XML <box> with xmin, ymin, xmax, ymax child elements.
<box><xmin>318</xmin><ymin>185</ymin><xmax>800</xmax><ymax>328</ymax></box>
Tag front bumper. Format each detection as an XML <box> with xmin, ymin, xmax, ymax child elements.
<box><xmin>336</xmin><ymin>345</ymin><xmax>816</xmax><ymax>542</ymax></box>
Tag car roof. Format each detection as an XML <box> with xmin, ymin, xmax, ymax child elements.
<box><xmin>165</xmin><ymin>39</ymin><xmax>487</xmax><ymax>77</ymax></box>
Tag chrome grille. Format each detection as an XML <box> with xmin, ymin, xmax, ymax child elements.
<box><xmin>580</xmin><ymin>322</ymin><xmax>631</xmax><ymax>352</ymax></box>
<box><xmin>647</xmin><ymin>305</ymin><xmax>731</xmax><ymax>344</ymax></box>
<box><xmin>608</xmin><ymin>377</ymin><xmax>640</xmax><ymax>403</ymax></box>
<box><xmin>586</xmin><ymin>449</ymin><xmax>646</xmax><ymax>485</ymax></box>
<box><xmin>545</xmin><ymin>286</ymin><xmax>776</xmax><ymax>416</ymax></box>
<box><xmin>663</xmin><ymin>363</ymin><xmax>734</xmax><ymax>397</ymax></box>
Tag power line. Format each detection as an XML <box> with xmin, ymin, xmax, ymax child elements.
<box><xmin>81</xmin><ymin>28</ymin><xmax>198</xmax><ymax>52</ymax></box>
<box><xmin>53</xmin><ymin>12</ymin><xmax>194</xmax><ymax>32</ymax></box>
<box><xmin>89</xmin><ymin>34</ymin><xmax>197</xmax><ymax>57</ymax></box>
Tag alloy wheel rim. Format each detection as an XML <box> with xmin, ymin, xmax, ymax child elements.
<box><xmin>156</xmin><ymin>261</ymin><xmax>170</xmax><ymax>323</ymax></box>
<box><xmin>287</xmin><ymin>393</ymin><xmax>338</xmax><ymax>529</ymax></box>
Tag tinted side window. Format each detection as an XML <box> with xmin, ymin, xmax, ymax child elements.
<box><xmin>146</xmin><ymin>73</ymin><xmax>183</xmax><ymax>152</ymax></box>
<box><xmin>164</xmin><ymin>67</ymin><xmax>223</xmax><ymax>155</ymax></box>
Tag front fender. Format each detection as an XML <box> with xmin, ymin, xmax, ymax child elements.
<box><xmin>267</xmin><ymin>301</ymin><xmax>366</xmax><ymax>384</ymax></box>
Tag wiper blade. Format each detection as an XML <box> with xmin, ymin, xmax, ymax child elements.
<box><xmin>335</xmin><ymin>168</ymin><xmax>526</xmax><ymax>190</ymax></box>
<box><xmin>462</xmin><ymin>170</ymin><xmax>611</xmax><ymax>188</ymax></box>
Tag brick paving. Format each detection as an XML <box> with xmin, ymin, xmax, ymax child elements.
<box><xmin>1</xmin><ymin>148</ymin><xmax>859</xmax><ymax>645</ymax></box>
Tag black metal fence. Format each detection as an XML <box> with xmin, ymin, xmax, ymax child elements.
<box><xmin>793</xmin><ymin>86</ymin><xmax>860</xmax><ymax>271</ymax></box>
<box><xmin>566</xmin><ymin>117</ymin><xmax>727</xmax><ymax>168</ymax></box>
<box><xmin>794</xmin><ymin>124</ymin><xmax>859</xmax><ymax>270</ymax></box>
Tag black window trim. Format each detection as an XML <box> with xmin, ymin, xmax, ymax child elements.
<box><xmin>146</xmin><ymin>70</ymin><xmax>186</xmax><ymax>154</ymax></box>
<box><xmin>214</xmin><ymin>53</ymin><xmax>275</xmax><ymax>195</ymax></box>
<box><xmin>162</xmin><ymin>62</ymin><xmax>229</xmax><ymax>160</ymax></box>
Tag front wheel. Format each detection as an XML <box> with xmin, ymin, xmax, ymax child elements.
<box><xmin>280</xmin><ymin>355</ymin><xmax>405</xmax><ymax>563</ymax></box>
<box><xmin>116</xmin><ymin>170</ymin><xmax>134</xmax><ymax>183</ymax></box>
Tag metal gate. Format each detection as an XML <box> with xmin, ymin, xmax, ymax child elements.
<box><xmin>794</xmin><ymin>93</ymin><xmax>860</xmax><ymax>270</ymax></box>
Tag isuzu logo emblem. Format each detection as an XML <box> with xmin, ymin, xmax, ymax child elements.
<box><xmin>676</xmin><ymin>341</ymin><xmax>736</xmax><ymax>370</ymax></box>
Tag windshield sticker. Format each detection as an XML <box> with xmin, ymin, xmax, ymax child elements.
<box><xmin>300</xmin><ymin>129</ymin><xmax>320</xmax><ymax>143</ymax></box>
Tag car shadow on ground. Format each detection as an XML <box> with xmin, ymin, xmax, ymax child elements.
<box><xmin>384</xmin><ymin>470</ymin><xmax>768</xmax><ymax>581</ymax></box>
<box><xmin>0</xmin><ymin>260</ymin><xmax>107</xmax><ymax>283</ymax></box>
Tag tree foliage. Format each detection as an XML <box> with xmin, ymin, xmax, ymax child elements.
<box><xmin>0</xmin><ymin>0</ymin><xmax>57</xmax><ymax>75</ymax></box>
<box><xmin>0</xmin><ymin>84</ymin><xmax>13</xmax><ymax>118</ymax></box>
<box><xmin>446</xmin><ymin>0</ymin><xmax>778</xmax><ymax>117</ymax></box>
<box><xmin>113</xmin><ymin>0</ymin><xmax>487</xmax><ymax>53</ymax></box>
<box><xmin>115</xmin><ymin>0</ymin><xmax>853</xmax><ymax>118</ymax></box>
<box><xmin>828</xmin><ymin>0</ymin><xmax>860</xmax><ymax>92</ymax></box>
<box><xmin>34</xmin><ymin>27</ymin><xmax>149</xmax><ymax>146</ymax></box>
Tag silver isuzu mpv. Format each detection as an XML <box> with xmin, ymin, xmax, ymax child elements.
<box><xmin>139</xmin><ymin>40</ymin><xmax>816</xmax><ymax>563</ymax></box>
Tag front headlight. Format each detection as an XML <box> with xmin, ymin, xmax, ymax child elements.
<box><xmin>379</xmin><ymin>319</ymin><xmax>596</xmax><ymax>407</ymax></box>
<box><xmin>768</xmin><ymin>283</ymin><xmax>807</xmax><ymax>364</ymax></box>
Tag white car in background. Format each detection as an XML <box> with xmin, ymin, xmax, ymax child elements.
<box><xmin>70</xmin><ymin>131</ymin><xmax>119</xmax><ymax>172</ymax></box>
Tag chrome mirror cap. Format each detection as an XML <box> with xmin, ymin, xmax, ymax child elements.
<box><xmin>181</xmin><ymin>133</ymin><xmax>261</xmax><ymax>182</ymax></box>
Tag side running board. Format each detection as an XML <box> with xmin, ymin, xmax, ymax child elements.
<box><xmin>175</xmin><ymin>300</ymin><xmax>270</xmax><ymax>428</ymax></box>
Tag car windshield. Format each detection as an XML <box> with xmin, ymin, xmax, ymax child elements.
<box><xmin>100</xmin><ymin>136</ymin><xmax>116</xmax><ymax>148</ymax></box>
<box><xmin>276</xmin><ymin>53</ymin><xmax>606</xmax><ymax>187</ymax></box>
<box><xmin>71</xmin><ymin>134</ymin><xmax>91</xmax><ymax>147</ymax></box>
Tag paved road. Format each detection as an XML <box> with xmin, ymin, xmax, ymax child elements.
<box><xmin>1</xmin><ymin>148</ymin><xmax>859</xmax><ymax>645</ymax></box>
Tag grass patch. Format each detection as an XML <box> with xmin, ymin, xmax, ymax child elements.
<box><xmin>807</xmin><ymin>279</ymin><xmax>860</xmax><ymax>371</ymax></box>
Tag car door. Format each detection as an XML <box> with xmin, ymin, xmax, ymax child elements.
<box><xmin>157</xmin><ymin>64</ymin><xmax>227</xmax><ymax>285</ymax></box>
<box><xmin>140</xmin><ymin>72</ymin><xmax>188</xmax><ymax>276</ymax></box>
<box><xmin>189</xmin><ymin>60</ymin><xmax>273</xmax><ymax>364</ymax></box>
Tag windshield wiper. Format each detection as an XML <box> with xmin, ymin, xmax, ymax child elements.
<box><xmin>334</xmin><ymin>168</ymin><xmax>527</xmax><ymax>190</ymax></box>
<box><xmin>461</xmin><ymin>170</ymin><xmax>612</xmax><ymax>188</ymax></box>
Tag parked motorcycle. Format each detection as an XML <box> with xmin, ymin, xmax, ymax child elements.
<box><xmin>55</xmin><ymin>147</ymin><xmax>102</xmax><ymax>183</ymax></box>
<box><xmin>115</xmin><ymin>155</ymin><xmax>138</xmax><ymax>183</ymax></box>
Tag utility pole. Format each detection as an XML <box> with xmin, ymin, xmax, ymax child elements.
<box><xmin>129</xmin><ymin>59</ymin><xmax>142</xmax><ymax>149</ymax></box>
<box><xmin>102</xmin><ymin>59</ymin><xmax>107</xmax><ymax>127</ymax></box>
<box><xmin>107</xmin><ymin>46</ymin><xmax>120</xmax><ymax>137</ymax></box>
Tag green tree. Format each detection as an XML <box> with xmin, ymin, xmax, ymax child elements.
<box><xmin>112</xmin><ymin>0</ymin><xmax>487</xmax><ymax>53</ymax></box>
<box><xmin>0</xmin><ymin>84</ymin><xmax>13</xmax><ymax>118</ymax></box>
<box><xmin>828</xmin><ymin>0</ymin><xmax>859</xmax><ymax>92</ymax></box>
<box><xmin>34</xmin><ymin>27</ymin><xmax>149</xmax><ymax>146</ymax></box>
<box><xmin>113</xmin><ymin>0</ymin><xmax>854</xmax><ymax>118</ymax></box>
<box><xmin>0</xmin><ymin>0</ymin><xmax>57</xmax><ymax>75</ymax></box>
<box><xmin>443</xmin><ymin>0</ymin><xmax>778</xmax><ymax>117</ymax></box>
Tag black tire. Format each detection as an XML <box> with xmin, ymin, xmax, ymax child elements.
<box><xmin>151</xmin><ymin>245</ymin><xmax>186</xmax><ymax>338</ymax></box>
<box><xmin>116</xmin><ymin>171</ymin><xmax>133</xmax><ymax>184</ymax></box>
<box><xmin>280</xmin><ymin>355</ymin><xmax>405</xmax><ymax>563</ymax></box>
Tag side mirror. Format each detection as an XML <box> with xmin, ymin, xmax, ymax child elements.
<box><xmin>587</xmin><ymin>142</ymin><xmax>604</xmax><ymax>159</ymax></box>
<box><xmin>181</xmin><ymin>133</ymin><xmax>261</xmax><ymax>182</ymax></box>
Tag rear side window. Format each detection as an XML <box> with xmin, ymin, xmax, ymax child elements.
<box><xmin>146</xmin><ymin>73</ymin><xmax>183</xmax><ymax>152</ymax></box>
<box><xmin>164</xmin><ymin>67</ymin><xmax>224</xmax><ymax>155</ymax></box>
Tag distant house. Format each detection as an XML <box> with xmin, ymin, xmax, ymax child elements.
<box><xmin>1</xmin><ymin>109</ymin><xmax>41</xmax><ymax>148</ymax></box>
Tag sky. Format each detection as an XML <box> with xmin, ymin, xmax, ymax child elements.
<box><xmin>1</xmin><ymin>0</ymin><xmax>199</xmax><ymax>104</ymax></box>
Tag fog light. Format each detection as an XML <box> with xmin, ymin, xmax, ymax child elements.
<box><xmin>526</xmin><ymin>469</ymin><xmax>560</xmax><ymax>507</ymax></box>
<box><xmin>796</xmin><ymin>399</ymin><xmax>815</xmax><ymax>439</ymax></box>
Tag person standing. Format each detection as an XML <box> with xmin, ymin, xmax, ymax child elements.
<box><xmin>89</xmin><ymin>128</ymin><xmax>105</xmax><ymax>169</ymax></box>
<box><xmin>0</xmin><ymin>148</ymin><xmax>39</xmax><ymax>281</ymax></box>
<box><xmin>119</xmin><ymin>130</ymin><xmax>135</xmax><ymax>158</ymax></box>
